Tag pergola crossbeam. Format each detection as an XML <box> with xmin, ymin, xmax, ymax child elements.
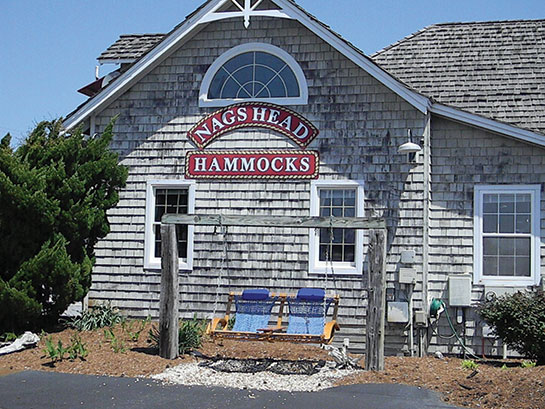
<box><xmin>162</xmin><ymin>214</ymin><xmax>386</xmax><ymax>229</ymax></box>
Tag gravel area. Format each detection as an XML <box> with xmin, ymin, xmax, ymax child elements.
<box><xmin>152</xmin><ymin>361</ymin><xmax>361</xmax><ymax>392</ymax></box>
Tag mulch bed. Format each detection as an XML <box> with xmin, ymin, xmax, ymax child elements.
<box><xmin>1</xmin><ymin>322</ymin><xmax>544</xmax><ymax>409</ymax></box>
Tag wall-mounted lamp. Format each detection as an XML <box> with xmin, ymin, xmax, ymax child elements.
<box><xmin>398</xmin><ymin>129</ymin><xmax>422</xmax><ymax>162</ymax></box>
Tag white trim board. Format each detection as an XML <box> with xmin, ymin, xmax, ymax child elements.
<box><xmin>431</xmin><ymin>103</ymin><xmax>545</xmax><ymax>148</ymax></box>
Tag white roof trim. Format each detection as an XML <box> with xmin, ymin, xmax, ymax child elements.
<box><xmin>431</xmin><ymin>102</ymin><xmax>545</xmax><ymax>148</ymax></box>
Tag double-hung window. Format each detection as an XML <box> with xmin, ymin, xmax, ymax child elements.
<box><xmin>474</xmin><ymin>185</ymin><xmax>541</xmax><ymax>286</ymax></box>
<box><xmin>309</xmin><ymin>180</ymin><xmax>364</xmax><ymax>275</ymax></box>
<box><xmin>144</xmin><ymin>180</ymin><xmax>195</xmax><ymax>270</ymax></box>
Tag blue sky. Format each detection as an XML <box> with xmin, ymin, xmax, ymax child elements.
<box><xmin>1</xmin><ymin>0</ymin><xmax>544</xmax><ymax>145</ymax></box>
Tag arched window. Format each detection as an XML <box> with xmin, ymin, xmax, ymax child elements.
<box><xmin>200</xmin><ymin>43</ymin><xmax>308</xmax><ymax>107</ymax></box>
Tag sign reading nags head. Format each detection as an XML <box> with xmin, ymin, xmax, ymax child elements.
<box><xmin>187</xmin><ymin>102</ymin><xmax>319</xmax><ymax>149</ymax></box>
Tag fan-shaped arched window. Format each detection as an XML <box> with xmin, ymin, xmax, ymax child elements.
<box><xmin>200</xmin><ymin>43</ymin><xmax>308</xmax><ymax>107</ymax></box>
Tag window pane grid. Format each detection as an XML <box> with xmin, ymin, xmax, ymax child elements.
<box><xmin>153</xmin><ymin>189</ymin><xmax>189</xmax><ymax>259</ymax></box>
<box><xmin>318</xmin><ymin>189</ymin><xmax>356</xmax><ymax>263</ymax></box>
<box><xmin>209</xmin><ymin>51</ymin><xmax>300</xmax><ymax>100</ymax></box>
<box><xmin>481</xmin><ymin>192</ymin><xmax>532</xmax><ymax>277</ymax></box>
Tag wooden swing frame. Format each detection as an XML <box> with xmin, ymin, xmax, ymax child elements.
<box><xmin>159</xmin><ymin>213</ymin><xmax>387</xmax><ymax>370</ymax></box>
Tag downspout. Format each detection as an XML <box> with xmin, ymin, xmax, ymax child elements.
<box><xmin>422</xmin><ymin>111</ymin><xmax>431</xmax><ymax>356</ymax></box>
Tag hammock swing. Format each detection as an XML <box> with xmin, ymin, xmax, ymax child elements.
<box><xmin>205</xmin><ymin>217</ymin><xmax>340</xmax><ymax>344</ymax></box>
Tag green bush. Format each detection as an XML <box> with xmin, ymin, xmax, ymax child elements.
<box><xmin>69</xmin><ymin>304</ymin><xmax>124</xmax><ymax>331</ymax></box>
<box><xmin>148</xmin><ymin>317</ymin><xmax>206</xmax><ymax>355</ymax></box>
<box><xmin>0</xmin><ymin>120</ymin><xmax>127</xmax><ymax>333</ymax></box>
<box><xmin>478</xmin><ymin>291</ymin><xmax>545</xmax><ymax>365</ymax></box>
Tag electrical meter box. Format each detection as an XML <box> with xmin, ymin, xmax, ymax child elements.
<box><xmin>448</xmin><ymin>275</ymin><xmax>472</xmax><ymax>307</ymax></box>
<box><xmin>399</xmin><ymin>267</ymin><xmax>417</xmax><ymax>284</ymax></box>
<box><xmin>387</xmin><ymin>302</ymin><xmax>409</xmax><ymax>323</ymax></box>
<box><xmin>414</xmin><ymin>310</ymin><xmax>428</xmax><ymax>327</ymax></box>
<box><xmin>400</xmin><ymin>250</ymin><xmax>415</xmax><ymax>264</ymax></box>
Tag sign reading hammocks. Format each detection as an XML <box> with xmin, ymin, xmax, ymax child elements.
<box><xmin>185</xmin><ymin>150</ymin><xmax>319</xmax><ymax>179</ymax></box>
<box><xmin>187</xmin><ymin>102</ymin><xmax>319</xmax><ymax>149</ymax></box>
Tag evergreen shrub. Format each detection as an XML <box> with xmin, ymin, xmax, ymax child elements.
<box><xmin>478</xmin><ymin>291</ymin><xmax>545</xmax><ymax>365</ymax></box>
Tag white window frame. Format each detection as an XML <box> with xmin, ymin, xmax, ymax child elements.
<box><xmin>144</xmin><ymin>180</ymin><xmax>196</xmax><ymax>270</ymax></box>
<box><xmin>474</xmin><ymin>184</ymin><xmax>541</xmax><ymax>287</ymax></box>
<box><xmin>199</xmin><ymin>42</ymin><xmax>308</xmax><ymax>107</ymax></box>
<box><xmin>309</xmin><ymin>180</ymin><xmax>365</xmax><ymax>275</ymax></box>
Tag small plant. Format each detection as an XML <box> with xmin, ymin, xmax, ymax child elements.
<box><xmin>0</xmin><ymin>332</ymin><xmax>17</xmax><ymax>343</ymax></box>
<box><xmin>42</xmin><ymin>333</ymin><xmax>88</xmax><ymax>363</ymax></box>
<box><xmin>478</xmin><ymin>291</ymin><xmax>545</xmax><ymax>365</ymax></box>
<box><xmin>121</xmin><ymin>316</ymin><xmax>151</xmax><ymax>342</ymax></box>
<box><xmin>69</xmin><ymin>303</ymin><xmax>124</xmax><ymax>331</ymax></box>
<box><xmin>227</xmin><ymin>315</ymin><xmax>236</xmax><ymax>330</ymax></box>
<box><xmin>501</xmin><ymin>364</ymin><xmax>508</xmax><ymax>370</ymax></box>
<box><xmin>461</xmin><ymin>360</ymin><xmax>479</xmax><ymax>370</ymax></box>
<box><xmin>148</xmin><ymin>316</ymin><xmax>206</xmax><ymax>355</ymax></box>
<box><xmin>43</xmin><ymin>336</ymin><xmax>69</xmax><ymax>362</ymax></box>
<box><xmin>103</xmin><ymin>328</ymin><xmax>126</xmax><ymax>353</ymax></box>
<box><xmin>67</xmin><ymin>333</ymin><xmax>89</xmax><ymax>360</ymax></box>
<box><xmin>521</xmin><ymin>360</ymin><xmax>536</xmax><ymax>368</ymax></box>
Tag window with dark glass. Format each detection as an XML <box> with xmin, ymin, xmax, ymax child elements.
<box><xmin>208</xmin><ymin>51</ymin><xmax>300</xmax><ymax>100</ymax></box>
<box><xmin>318</xmin><ymin>189</ymin><xmax>356</xmax><ymax>263</ymax></box>
<box><xmin>482</xmin><ymin>193</ymin><xmax>531</xmax><ymax>277</ymax></box>
<box><xmin>153</xmin><ymin>189</ymin><xmax>188</xmax><ymax>259</ymax></box>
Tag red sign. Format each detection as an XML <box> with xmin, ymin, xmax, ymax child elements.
<box><xmin>187</xmin><ymin>103</ymin><xmax>319</xmax><ymax>149</ymax></box>
<box><xmin>185</xmin><ymin>150</ymin><xmax>319</xmax><ymax>179</ymax></box>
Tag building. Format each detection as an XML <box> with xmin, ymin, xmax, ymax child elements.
<box><xmin>65</xmin><ymin>0</ymin><xmax>545</xmax><ymax>356</ymax></box>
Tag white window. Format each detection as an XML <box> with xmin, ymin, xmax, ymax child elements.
<box><xmin>474</xmin><ymin>185</ymin><xmax>541</xmax><ymax>286</ymax></box>
<box><xmin>309</xmin><ymin>180</ymin><xmax>364</xmax><ymax>275</ymax></box>
<box><xmin>144</xmin><ymin>180</ymin><xmax>195</xmax><ymax>270</ymax></box>
<box><xmin>200</xmin><ymin>43</ymin><xmax>308</xmax><ymax>107</ymax></box>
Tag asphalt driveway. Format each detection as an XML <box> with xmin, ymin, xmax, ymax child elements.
<box><xmin>0</xmin><ymin>370</ymin><xmax>463</xmax><ymax>409</ymax></box>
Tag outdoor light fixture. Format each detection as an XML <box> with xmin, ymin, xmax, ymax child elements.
<box><xmin>398</xmin><ymin>129</ymin><xmax>422</xmax><ymax>161</ymax></box>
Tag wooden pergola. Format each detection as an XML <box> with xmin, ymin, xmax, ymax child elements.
<box><xmin>159</xmin><ymin>214</ymin><xmax>387</xmax><ymax>371</ymax></box>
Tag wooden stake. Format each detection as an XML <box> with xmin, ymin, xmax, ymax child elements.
<box><xmin>366</xmin><ymin>228</ymin><xmax>387</xmax><ymax>371</ymax></box>
<box><xmin>159</xmin><ymin>224</ymin><xmax>179</xmax><ymax>359</ymax></box>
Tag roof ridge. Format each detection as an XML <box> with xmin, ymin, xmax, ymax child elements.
<box><xmin>432</xmin><ymin>18</ymin><xmax>545</xmax><ymax>26</ymax></box>
<box><xmin>118</xmin><ymin>33</ymin><xmax>166</xmax><ymax>37</ymax></box>
<box><xmin>371</xmin><ymin>25</ymin><xmax>433</xmax><ymax>58</ymax></box>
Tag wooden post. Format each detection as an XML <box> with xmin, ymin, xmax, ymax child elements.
<box><xmin>159</xmin><ymin>224</ymin><xmax>179</xmax><ymax>359</ymax></box>
<box><xmin>366</xmin><ymin>228</ymin><xmax>387</xmax><ymax>371</ymax></box>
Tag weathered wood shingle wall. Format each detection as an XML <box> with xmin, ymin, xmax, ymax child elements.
<box><xmin>428</xmin><ymin>116</ymin><xmax>545</xmax><ymax>356</ymax></box>
<box><xmin>91</xmin><ymin>16</ymin><xmax>426</xmax><ymax>352</ymax></box>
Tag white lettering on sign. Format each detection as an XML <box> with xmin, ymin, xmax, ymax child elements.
<box><xmin>186</xmin><ymin>150</ymin><xmax>319</xmax><ymax>179</ymax></box>
<box><xmin>187</xmin><ymin>103</ymin><xmax>319</xmax><ymax>149</ymax></box>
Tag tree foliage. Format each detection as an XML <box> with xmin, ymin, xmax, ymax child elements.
<box><xmin>0</xmin><ymin>120</ymin><xmax>127</xmax><ymax>333</ymax></box>
<box><xmin>478</xmin><ymin>291</ymin><xmax>545</xmax><ymax>365</ymax></box>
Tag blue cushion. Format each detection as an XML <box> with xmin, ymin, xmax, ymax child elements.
<box><xmin>241</xmin><ymin>288</ymin><xmax>270</xmax><ymax>300</ymax></box>
<box><xmin>297</xmin><ymin>288</ymin><xmax>325</xmax><ymax>301</ymax></box>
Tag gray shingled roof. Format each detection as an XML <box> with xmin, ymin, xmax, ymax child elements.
<box><xmin>371</xmin><ymin>19</ymin><xmax>545</xmax><ymax>135</ymax></box>
<box><xmin>97</xmin><ymin>34</ymin><xmax>165</xmax><ymax>62</ymax></box>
